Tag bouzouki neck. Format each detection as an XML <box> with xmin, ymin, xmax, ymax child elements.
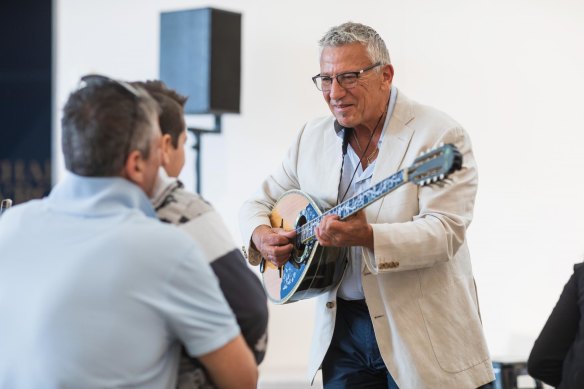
<box><xmin>299</xmin><ymin>169</ymin><xmax>407</xmax><ymax>243</ymax></box>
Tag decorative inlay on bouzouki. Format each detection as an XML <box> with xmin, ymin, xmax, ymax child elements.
<box><xmin>260</xmin><ymin>143</ymin><xmax>463</xmax><ymax>304</ymax></box>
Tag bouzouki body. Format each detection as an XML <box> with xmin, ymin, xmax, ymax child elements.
<box><xmin>262</xmin><ymin>190</ymin><xmax>347</xmax><ymax>304</ymax></box>
<box><xmin>260</xmin><ymin>143</ymin><xmax>463</xmax><ymax>304</ymax></box>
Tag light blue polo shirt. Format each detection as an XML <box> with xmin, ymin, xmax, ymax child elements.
<box><xmin>0</xmin><ymin>173</ymin><xmax>240</xmax><ymax>388</ymax></box>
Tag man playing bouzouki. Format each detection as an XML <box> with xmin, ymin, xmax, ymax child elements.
<box><xmin>240</xmin><ymin>22</ymin><xmax>494</xmax><ymax>388</ymax></box>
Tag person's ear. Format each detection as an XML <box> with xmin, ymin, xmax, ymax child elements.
<box><xmin>160</xmin><ymin>133</ymin><xmax>173</xmax><ymax>167</ymax></box>
<box><xmin>382</xmin><ymin>64</ymin><xmax>394</xmax><ymax>85</ymax></box>
<box><xmin>122</xmin><ymin>149</ymin><xmax>145</xmax><ymax>187</ymax></box>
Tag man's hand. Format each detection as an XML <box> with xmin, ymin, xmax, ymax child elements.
<box><xmin>199</xmin><ymin>335</ymin><xmax>258</xmax><ymax>389</ymax></box>
<box><xmin>315</xmin><ymin>210</ymin><xmax>373</xmax><ymax>249</ymax></box>
<box><xmin>251</xmin><ymin>225</ymin><xmax>296</xmax><ymax>267</ymax></box>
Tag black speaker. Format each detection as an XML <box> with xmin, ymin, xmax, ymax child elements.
<box><xmin>159</xmin><ymin>7</ymin><xmax>241</xmax><ymax>115</ymax></box>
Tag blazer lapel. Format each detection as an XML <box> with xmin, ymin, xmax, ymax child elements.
<box><xmin>367</xmin><ymin>89</ymin><xmax>416</xmax><ymax>221</ymax></box>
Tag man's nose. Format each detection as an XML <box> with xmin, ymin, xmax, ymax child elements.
<box><xmin>328</xmin><ymin>77</ymin><xmax>346</xmax><ymax>100</ymax></box>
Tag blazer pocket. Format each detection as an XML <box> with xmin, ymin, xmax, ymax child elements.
<box><xmin>417</xmin><ymin>280</ymin><xmax>490</xmax><ymax>373</ymax></box>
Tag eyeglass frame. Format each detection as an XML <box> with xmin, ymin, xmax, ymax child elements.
<box><xmin>311</xmin><ymin>62</ymin><xmax>382</xmax><ymax>92</ymax></box>
<box><xmin>79</xmin><ymin>74</ymin><xmax>144</xmax><ymax>99</ymax></box>
<box><xmin>78</xmin><ymin>74</ymin><xmax>150</xmax><ymax>161</ymax></box>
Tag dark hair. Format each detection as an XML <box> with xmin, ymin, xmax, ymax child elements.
<box><xmin>132</xmin><ymin>80</ymin><xmax>187</xmax><ymax>148</ymax></box>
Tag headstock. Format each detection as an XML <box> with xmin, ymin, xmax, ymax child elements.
<box><xmin>408</xmin><ymin>144</ymin><xmax>463</xmax><ymax>186</ymax></box>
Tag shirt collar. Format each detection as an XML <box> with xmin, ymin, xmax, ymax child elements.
<box><xmin>48</xmin><ymin>172</ymin><xmax>156</xmax><ymax>218</ymax></box>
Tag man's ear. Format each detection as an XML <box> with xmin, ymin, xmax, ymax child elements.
<box><xmin>382</xmin><ymin>64</ymin><xmax>394</xmax><ymax>85</ymax></box>
<box><xmin>122</xmin><ymin>150</ymin><xmax>145</xmax><ymax>186</ymax></box>
<box><xmin>160</xmin><ymin>133</ymin><xmax>173</xmax><ymax>168</ymax></box>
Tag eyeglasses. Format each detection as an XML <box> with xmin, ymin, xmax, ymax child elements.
<box><xmin>312</xmin><ymin>62</ymin><xmax>381</xmax><ymax>92</ymax></box>
<box><xmin>79</xmin><ymin>74</ymin><xmax>143</xmax><ymax>99</ymax></box>
<box><xmin>78</xmin><ymin>74</ymin><xmax>147</xmax><ymax>160</ymax></box>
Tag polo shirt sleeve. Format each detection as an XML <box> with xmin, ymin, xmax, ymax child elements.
<box><xmin>164</xmin><ymin>245</ymin><xmax>241</xmax><ymax>357</ymax></box>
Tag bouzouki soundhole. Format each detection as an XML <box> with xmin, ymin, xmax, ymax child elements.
<box><xmin>292</xmin><ymin>213</ymin><xmax>308</xmax><ymax>264</ymax></box>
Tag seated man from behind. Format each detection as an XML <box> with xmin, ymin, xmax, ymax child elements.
<box><xmin>134</xmin><ymin>80</ymin><xmax>269</xmax><ymax>388</ymax></box>
<box><xmin>0</xmin><ymin>75</ymin><xmax>257</xmax><ymax>389</ymax></box>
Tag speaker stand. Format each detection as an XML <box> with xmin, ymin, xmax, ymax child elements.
<box><xmin>188</xmin><ymin>115</ymin><xmax>222</xmax><ymax>194</ymax></box>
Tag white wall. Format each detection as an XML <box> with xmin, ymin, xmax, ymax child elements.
<box><xmin>55</xmin><ymin>0</ymin><xmax>584</xmax><ymax>382</ymax></box>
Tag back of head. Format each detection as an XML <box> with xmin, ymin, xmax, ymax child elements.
<box><xmin>61</xmin><ymin>76</ymin><xmax>160</xmax><ymax>177</ymax></box>
<box><xmin>132</xmin><ymin>80</ymin><xmax>188</xmax><ymax>148</ymax></box>
<box><xmin>319</xmin><ymin>22</ymin><xmax>391</xmax><ymax>66</ymax></box>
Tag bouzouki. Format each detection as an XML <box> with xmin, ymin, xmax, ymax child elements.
<box><xmin>260</xmin><ymin>143</ymin><xmax>463</xmax><ymax>304</ymax></box>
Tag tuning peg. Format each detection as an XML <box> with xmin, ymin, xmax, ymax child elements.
<box><xmin>439</xmin><ymin>174</ymin><xmax>445</xmax><ymax>180</ymax></box>
<box><xmin>432</xmin><ymin>176</ymin><xmax>438</xmax><ymax>182</ymax></box>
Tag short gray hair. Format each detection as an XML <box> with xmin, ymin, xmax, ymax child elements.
<box><xmin>62</xmin><ymin>79</ymin><xmax>160</xmax><ymax>177</ymax></box>
<box><xmin>318</xmin><ymin>22</ymin><xmax>391</xmax><ymax>66</ymax></box>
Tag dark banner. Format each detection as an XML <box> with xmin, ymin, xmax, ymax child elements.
<box><xmin>0</xmin><ymin>0</ymin><xmax>52</xmax><ymax>204</ymax></box>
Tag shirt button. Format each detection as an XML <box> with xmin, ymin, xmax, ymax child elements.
<box><xmin>326</xmin><ymin>301</ymin><xmax>335</xmax><ymax>309</ymax></box>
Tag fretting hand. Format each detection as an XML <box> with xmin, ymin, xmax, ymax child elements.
<box><xmin>315</xmin><ymin>210</ymin><xmax>373</xmax><ymax>249</ymax></box>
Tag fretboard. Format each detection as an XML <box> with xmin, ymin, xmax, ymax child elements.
<box><xmin>298</xmin><ymin>169</ymin><xmax>407</xmax><ymax>243</ymax></box>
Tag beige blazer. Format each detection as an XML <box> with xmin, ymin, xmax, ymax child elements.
<box><xmin>239</xmin><ymin>89</ymin><xmax>495</xmax><ymax>388</ymax></box>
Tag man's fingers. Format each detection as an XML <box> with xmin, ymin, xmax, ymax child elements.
<box><xmin>272</xmin><ymin>228</ymin><xmax>296</xmax><ymax>239</ymax></box>
<box><xmin>263</xmin><ymin>242</ymin><xmax>294</xmax><ymax>266</ymax></box>
<box><xmin>257</xmin><ymin>227</ymin><xmax>296</xmax><ymax>266</ymax></box>
<box><xmin>315</xmin><ymin>226</ymin><xmax>334</xmax><ymax>247</ymax></box>
<box><xmin>264</xmin><ymin>234</ymin><xmax>292</xmax><ymax>248</ymax></box>
<box><xmin>271</xmin><ymin>243</ymin><xmax>293</xmax><ymax>257</ymax></box>
<box><xmin>281</xmin><ymin>229</ymin><xmax>297</xmax><ymax>238</ymax></box>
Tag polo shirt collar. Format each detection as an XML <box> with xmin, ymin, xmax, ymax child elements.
<box><xmin>48</xmin><ymin>172</ymin><xmax>156</xmax><ymax>218</ymax></box>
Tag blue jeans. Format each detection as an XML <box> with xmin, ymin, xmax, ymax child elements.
<box><xmin>322</xmin><ymin>298</ymin><xmax>399</xmax><ymax>389</ymax></box>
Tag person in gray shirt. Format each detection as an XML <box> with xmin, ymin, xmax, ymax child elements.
<box><xmin>0</xmin><ymin>75</ymin><xmax>257</xmax><ymax>389</ymax></box>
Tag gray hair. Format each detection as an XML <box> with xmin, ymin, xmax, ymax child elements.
<box><xmin>62</xmin><ymin>79</ymin><xmax>160</xmax><ymax>177</ymax></box>
<box><xmin>318</xmin><ymin>22</ymin><xmax>391</xmax><ymax>66</ymax></box>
